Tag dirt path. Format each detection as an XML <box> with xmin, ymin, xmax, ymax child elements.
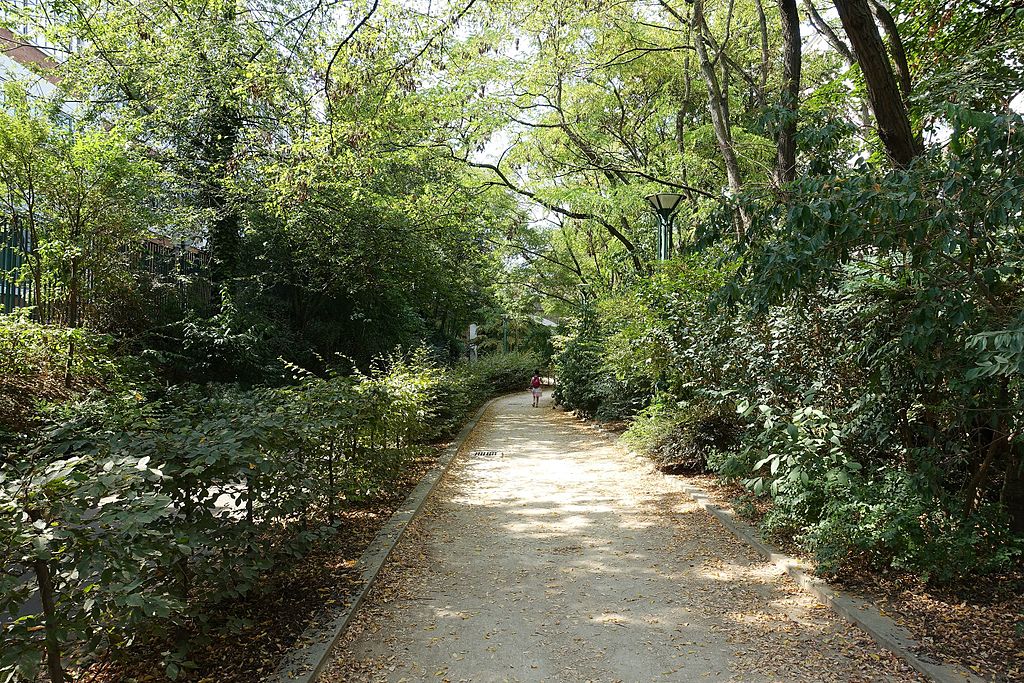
<box><xmin>320</xmin><ymin>394</ymin><xmax>925</xmax><ymax>683</ymax></box>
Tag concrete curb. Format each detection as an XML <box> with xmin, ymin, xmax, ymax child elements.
<box><xmin>671</xmin><ymin>479</ymin><xmax>984</xmax><ymax>683</ymax></box>
<box><xmin>267</xmin><ymin>399</ymin><xmax>495</xmax><ymax>683</ymax></box>
<box><xmin>578</xmin><ymin>419</ymin><xmax>984</xmax><ymax>683</ymax></box>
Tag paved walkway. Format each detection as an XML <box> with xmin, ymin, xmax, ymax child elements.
<box><xmin>320</xmin><ymin>394</ymin><xmax>924</xmax><ymax>682</ymax></box>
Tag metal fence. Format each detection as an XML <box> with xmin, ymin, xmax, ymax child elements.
<box><xmin>0</xmin><ymin>224</ymin><xmax>212</xmax><ymax>325</ymax></box>
<box><xmin>0</xmin><ymin>224</ymin><xmax>31</xmax><ymax>314</ymax></box>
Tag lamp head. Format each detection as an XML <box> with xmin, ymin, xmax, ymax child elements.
<box><xmin>645</xmin><ymin>193</ymin><xmax>684</xmax><ymax>217</ymax></box>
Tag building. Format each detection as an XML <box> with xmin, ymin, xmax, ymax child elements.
<box><xmin>0</xmin><ymin>0</ymin><xmax>71</xmax><ymax>97</ymax></box>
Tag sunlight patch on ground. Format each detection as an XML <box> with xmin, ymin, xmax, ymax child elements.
<box><xmin>324</xmin><ymin>396</ymin><xmax>928</xmax><ymax>683</ymax></box>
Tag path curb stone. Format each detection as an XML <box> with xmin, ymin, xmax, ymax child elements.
<box><xmin>573</xmin><ymin>415</ymin><xmax>984</xmax><ymax>683</ymax></box>
<box><xmin>267</xmin><ymin>399</ymin><xmax>495</xmax><ymax>683</ymax></box>
<box><xmin>671</xmin><ymin>479</ymin><xmax>984</xmax><ymax>683</ymax></box>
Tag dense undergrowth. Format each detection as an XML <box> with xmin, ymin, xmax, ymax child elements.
<box><xmin>554</xmin><ymin>109</ymin><xmax>1024</xmax><ymax>585</ymax></box>
<box><xmin>0</xmin><ymin>318</ymin><xmax>539</xmax><ymax>681</ymax></box>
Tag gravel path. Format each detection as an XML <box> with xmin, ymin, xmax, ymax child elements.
<box><xmin>320</xmin><ymin>393</ymin><xmax>925</xmax><ymax>683</ymax></box>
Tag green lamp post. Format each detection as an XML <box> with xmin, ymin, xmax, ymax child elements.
<box><xmin>645</xmin><ymin>193</ymin><xmax>685</xmax><ymax>261</ymax></box>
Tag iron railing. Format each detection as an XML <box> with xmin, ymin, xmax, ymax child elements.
<box><xmin>0</xmin><ymin>224</ymin><xmax>212</xmax><ymax>325</ymax></box>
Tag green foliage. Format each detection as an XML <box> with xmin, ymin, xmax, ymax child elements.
<box><xmin>1</xmin><ymin>1</ymin><xmax>522</xmax><ymax>373</ymax></box>
<box><xmin>431</xmin><ymin>351</ymin><xmax>543</xmax><ymax>438</ymax></box>
<box><xmin>142</xmin><ymin>294</ymin><xmax>295</xmax><ymax>384</ymax></box>
<box><xmin>553</xmin><ymin>108</ymin><xmax>1024</xmax><ymax>582</ymax></box>
<box><xmin>623</xmin><ymin>399</ymin><xmax>740</xmax><ymax>473</ymax></box>
<box><xmin>0</xmin><ymin>84</ymin><xmax>159</xmax><ymax>327</ymax></box>
<box><xmin>0</xmin><ymin>345</ymin><xmax>531</xmax><ymax>678</ymax></box>
<box><xmin>0</xmin><ymin>312</ymin><xmax>120</xmax><ymax>385</ymax></box>
<box><xmin>551</xmin><ymin>312</ymin><xmax>621</xmax><ymax>417</ymax></box>
<box><xmin>1</xmin><ymin>0</ymin><xmax>1020</xmax><ymax>666</ymax></box>
<box><xmin>0</xmin><ymin>312</ymin><xmax>130</xmax><ymax>437</ymax></box>
<box><xmin>465</xmin><ymin>351</ymin><xmax>545</xmax><ymax>396</ymax></box>
<box><xmin>554</xmin><ymin>254</ymin><xmax>736</xmax><ymax>420</ymax></box>
<box><xmin>806</xmin><ymin>474</ymin><xmax>1023</xmax><ymax>583</ymax></box>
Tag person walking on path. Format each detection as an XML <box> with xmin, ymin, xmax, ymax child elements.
<box><xmin>530</xmin><ymin>370</ymin><xmax>542</xmax><ymax>407</ymax></box>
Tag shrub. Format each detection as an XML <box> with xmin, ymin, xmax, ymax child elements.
<box><xmin>806</xmin><ymin>475</ymin><xmax>1024</xmax><ymax>583</ymax></box>
<box><xmin>431</xmin><ymin>350</ymin><xmax>541</xmax><ymax>439</ymax></box>
<box><xmin>0</xmin><ymin>345</ymin><xmax>538</xmax><ymax>680</ymax></box>
<box><xmin>624</xmin><ymin>399</ymin><xmax>741</xmax><ymax>473</ymax></box>
<box><xmin>141</xmin><ymin>295</ymin><xmax>296</xmax><ymax>384</ymax></box>
<box><xmin>0</xmin><ymin>312</ymin><xmax>129</xmax><ymax>437</ymax></box>
<box><xmin>551</xmin><ymin>323</ymin><xmax>616</xmax><ymax>416</ymax></box>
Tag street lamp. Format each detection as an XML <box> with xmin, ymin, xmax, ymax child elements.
<box><xmin>645</xmin><ymin>193</ymin><xmax>684</xmax><ymax>261</ymax></box>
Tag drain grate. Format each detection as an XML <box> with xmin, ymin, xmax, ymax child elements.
<box><xmin>472</xmin><ymin>450</ymin><xmax>502</xmax><ymax>458</ymax></box>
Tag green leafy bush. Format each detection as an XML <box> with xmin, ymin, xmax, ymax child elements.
<box><xmin>141</xmin><ymin>294</ymin><xmax>297</xmax><ymax>384</ymax></box>
<box><xmin>624</xmin><ymin>400</ymin><xmax>740</xmax><ymax>473</ymax></box>
<box><xmin>807</xmin><ymin>475</ymin><xmax>1023</xmax><ymax>583</ymax></box>
<box><xmin>553</xmin><ymin>110</ymin><xmax>1024</xmax><ymax>582</ymax></box>
<box><xmin>552</xmin><ymin>318</ymin><xmax>622</xmax><ymax>417</ymax></box>
<box><xmin>431</xmin><ymin>350</ymin><xmax>542</xmax><ymax>439</ymax></box>
<box><xmin>0</xmin><ymin>346</ymin><xmax>534</xmax><ymax>679</ymax></box>
<box><xmin>0</xmin><ymin>312</ymin><xmax>130</xmax><ymax>437</ymax></box>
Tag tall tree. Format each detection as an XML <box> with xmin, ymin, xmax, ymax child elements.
<box><xmin>832</xmin><ymin>0</ymin><xmax>919</xmax><ymax>166</ymax></box>
<box><xmin>688</xmin><ymin>0</ymin><xmax>748</xmax><ymax>233</ymax></box>
<box><xmin>774</xmin><ymin>0</ymin><xmax>801</xmax><ymax>185</ymax></box>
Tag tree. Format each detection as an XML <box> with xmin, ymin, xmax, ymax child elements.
<box><xmin>832</xmin><ymin>0</ymin><xmax>919</xmax><ymax>166</ymax></box>
<box><xmin>0</xmin><ymin>87</ymin><xmax>49</xmax><ymax>319</ymax></box>
<box><xmin>49</xmin><ymin>0</ymin><xmax>324</xmax><ymax>293</ymax></box>
<box><xmin>688</xmin><ymin>0</ymin><xmax>747</xmax><ymax>218</ymax></box>
<box><xmin>0</xmin><ymin>85</ymin><xmax>154</xmax><ymax>334</ymax></box>
<box><xmin>774</xmin><ymin>0</ymin><xmax>801</xmax><ymax>185</ymax></box>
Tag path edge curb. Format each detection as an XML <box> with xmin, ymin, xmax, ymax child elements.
<box><xmin>267</xmin><ymin>398</ymin><xmax>496</xmax><ymax>683</ymax></box>
<box><xmin>672</xmin><ymin>479</ymin><xmax>984</xmax><ymax>683</ymax></box>
<box><xmin>576</xmin><ymin>417</ymin><xmax>984</xmax><ymax>683</ymax></box>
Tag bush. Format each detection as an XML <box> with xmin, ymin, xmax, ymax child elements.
<box><xmin>141</xmin><ymin>295</ymin><xmax>298</xmax><ymax>384</ymax></box>
<box><xmin>465</xmin><ymin>350</ymin><xmax>544</xmax><ymax>395</ymax></box>
<box><xmin>552</xmin><ymin>321</ymin><xmax>621</xmax><ymax>417</ymax></box>
<box><xmin>624</xmin><ymin>399</ymin><xmax>740</xmax><ymax>473</ymax></box>
<box><xmin>806</xmin><ymin>474</ymin><xmax>1024</xmax><ymax>583</ymax></box>
<box><xmin>0</xmin><ymin>312</ymin><xmax>129</xmax><ymax>437</ymax></box>
<box><xmin>0</xmin><ymin>345</ymin><xmax>538</xmax><ymax>680</ymax></box>
<box><xmin>431</xmin><ymin>350</ymin><xmax>542</xmax><ymax>439</ymax></box>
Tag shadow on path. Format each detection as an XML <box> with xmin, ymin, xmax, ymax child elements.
<box><xmin>320</xmin><ymin>395</ymin><xmax>925</xmax><ymax>683</ymax></box>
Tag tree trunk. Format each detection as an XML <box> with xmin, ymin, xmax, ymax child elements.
<box><xmin>691</xmin><ymin>0</ymin><xmax>748</xmax><ymax>236</ymax></box>
<box><xmin>21</xmin><ymin>213</ymin><xmax>44</xmax><ymax>322</ymax></box>
<box><xmin>868</xmin><ymin>0</ymin><xmax>912</xmax><ymax>102</ymax></box>
<box><xmin>964</xmin><ymin>381</ymin><xmax>1009</xmax><ymax>516</ymax></box>
<box><xmin>775</xmin><ymin>0</ymin><xmax>802</xmax><ymax>186</ymax></box>
<box><xmin>1002</xmin><ymin>450</ymin><xmax>1024</xmax><ymax>535</ymax></box>
<box><xmin>720</xmin><ymin>59</ymin><xmax>731</xmax><ymax>127</ymax></box>
<box><xmin>31</xmin><ymin>254</ymin><xmax>43</xmax><ymax>321</ymax></box>
<box><xmin>804</xmin><ymin>0</ymin><xmax>853</xmax><ymax>60</ymax></box>
<box><xmin>832</xmin><ymin>0</ymin><xmax>919</xmax><ymax>167</ymax></box>
<box><xmin>677</xmin><ymin>53</ymin><xmax>698</xmax><ymax>209</ymax></box>
<box><xmin>33</xmin><ymin>558</ymin><xmax>65</xmax><ymax>683</ymax></box>
<box><xmin>754</xmin><ymin>0</ymin><xmax>770</xmax><ymax>103</ymax></box>
<box><xmin>63</xmin><ymin>257</ymin><xmax>80</xmax><ymax>387</ymax></box>
<box><xmin>804</xmin><ymin>0</ymin><xmax>872</xmax><ymax>130</ymax></box>
<box><xmin>204</xmin><ymin>1</ymin><xmax>243</xmax><ymax>297</ymax></box>
<box><xmin>328</xmin><ymin>440</ymin><xmax>336</xmax><ymax>523</ymax></box>
<box><xmin>205</xmin><ymin>104</ymin><xmax>242</xmax><ymax>291</ymax></box>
